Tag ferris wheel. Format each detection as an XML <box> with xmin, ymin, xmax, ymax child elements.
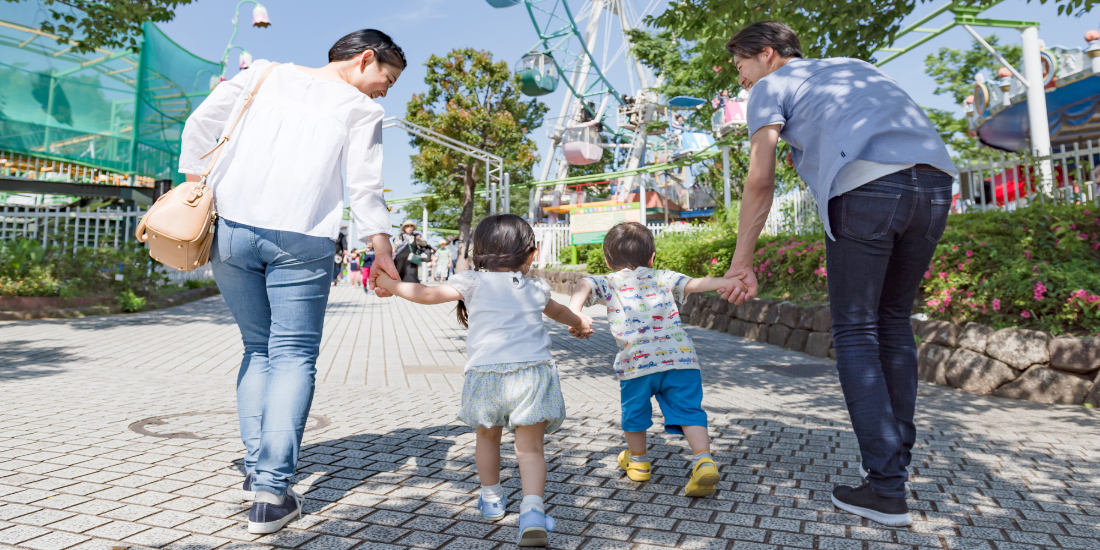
<box><xmin>487</xmin><ymin>0</ymin><xmax>668</xmax><ymax>220</ymax></box>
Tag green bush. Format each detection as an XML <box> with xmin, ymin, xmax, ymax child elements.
<box><xmin>652</xmin><ymin>204</ymin><xmax>1100</xmax><ymax>335</ymax></box>
<box><xmin>184</xmin><ymin>279</ymin><xmax>216</xmax><ymax>289</ymax></box>
<box><xmin>584</xmin><ymin>245</ymin><xmax>611</xmax><ymax>274</ymax></box>
<box><xmin>0</xmin><ymin>233</ymin><xmax>168</xmax><ymax>299</ymax></box>
<box><xmin>117</xmin><ymin>290</ymin><xmax>146</xmax><ymax>312</ymax></box>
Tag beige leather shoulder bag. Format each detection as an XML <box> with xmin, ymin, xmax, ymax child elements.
<box><xmin>135</xmin><ymin>63</ymin><xmax>280</xmax><ymax>271</ymax></box>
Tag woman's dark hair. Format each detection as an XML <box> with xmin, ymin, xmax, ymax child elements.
<box><xmin>455</xmin><ymin>214</ymin><xmax>538</xmax><ymax>327</ymax></box>
<box><xmin>602</xmin><ymin>222</ymin><xmax>655</xmax><ymax>271</ymax></box>
<box><xmin>725</xmin><ymin>21</ymin><xmax>803</xmax><ymax>60</ymax></box>
<box><xmin>328</xmin><ymin>29</ymin><xmax>407</xmax><ymax>69</ymax></box>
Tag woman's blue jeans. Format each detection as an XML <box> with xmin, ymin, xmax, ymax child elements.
<box><xmin>825</xmin><ymin>166</ymin><xmax>952</xmax><ymax>498</ymax></box>
<box><xmin>211</xmin><ymin>218</ymin><xmax>334</xmax><ymax>496</ymax></box>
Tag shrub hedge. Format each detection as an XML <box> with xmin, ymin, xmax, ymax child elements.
<box><xmin>1</xmin><ymin>235</ymin><xmax>167</xmax><ymax>300</ymax></box>
<box><xmin>649</xmin><ymin>204</ymin><xmax>1100</xmax><ymax>336</ymax></box>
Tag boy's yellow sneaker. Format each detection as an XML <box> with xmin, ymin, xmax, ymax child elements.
<box><xmin>684</xmin><ymin>457</ymin><xmax>720</xmax><ymax>497</ymax></box>
<box><xmin>617</xmin><ymin>450</ymin><xmax>651</xmax><ymax>482</ymax></box>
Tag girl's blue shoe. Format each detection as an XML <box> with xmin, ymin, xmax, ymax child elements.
<box><xmin>517</xmin><ymin>510</ymin><xmax>555</xmax><ymax>547</ymax></box>
<box><xmin>476</xmin><ymin>494</ymin><xmax>507</xmax><ymax>521</ymax></box>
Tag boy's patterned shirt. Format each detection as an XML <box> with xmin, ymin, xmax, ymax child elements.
<box><xmin>583</xmin><ymin>267</ymin><xmax>698</xmax><ymax>380</ymax></box>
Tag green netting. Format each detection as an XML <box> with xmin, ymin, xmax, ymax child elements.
<box><xmin>0</xmin><ymin>15</ymin><xmax>219</xmax><ymax>185</ymax></box>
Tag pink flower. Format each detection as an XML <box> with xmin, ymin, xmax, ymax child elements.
<box><xmin>939</xmin><ymin>272</ymin><xmax>947</xmax><ymax>279</ymax></box>
<box><xmin>992</xmin><ymin>299</ymin><xmax>1001</xmax><ymax>311</ymax></box>
<box><xmin>711</xmin><ymin>258</ymin><xmax>718</xmax><ymax>265</ymax></box>
<box><xmin>1021</xmin><ymin>311</ymin><xmax>1031</xmax><ymax>318</ymax></box>
<box><xmin>788</xmin><ymin>268</ymin><xmax>794</xmax><ymax>274</ymax></box>
<box><xmin>937</xmin><ymin>307</ymin><xmax>945</xmax><ymax>312</ymax></box>
<box><xmin>1089</xmin><ymin>296</ymin><xmax>1100</xmax><ymax>303</ymax></box>
<box><xmin>926</xmin><ymin>298</ymin><xmax>940</xmax><ymax>307</ymax></box>
<box><xmin>1085</xmin><ymin>210</ymin><xmax>1091</xmax><ymax>214</ymax></box>
<box><xmin>965</xmin><ymin>250</ymin><xmax>973</xmax><ymax>257</ymax></box>
<box><xmin>1033</xmin><ymin>281</ymin><xmax>1047</xmax><ymax>301</ymax></box>
<box><xmin>924</xmin><ymin>270</ymin><xmax>931</xmax><ymax>279</ymax></box>
<box><xmin>1024</xmin><ymin>251</ymin><xmax>1031</xmax><ymax>260</ymax></box>
<box><xmin>952</xmin><ymin>245</ymin><xmax>959</xmax><ymax>251</ymax></box>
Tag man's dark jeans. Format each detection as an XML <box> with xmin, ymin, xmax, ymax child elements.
<box><xmin>825</xmin><ymin>165</ymin><xmax>953</xmax><ymax>498</ymax></box>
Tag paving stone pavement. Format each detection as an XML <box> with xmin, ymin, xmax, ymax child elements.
<box><xmin>1</xmin><ymin>284</ymin><xmax>1099</xmax><ymax>550</ymax></box>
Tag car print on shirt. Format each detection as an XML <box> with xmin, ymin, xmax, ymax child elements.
<box><xmin>678</xmin><ymin>357</ymin><xmax>695</xmax><ymax>365</ymax></box>
<box><xmin>618</xmin><ymin>286</ymin><xmax>635</xmax><ymax>292</ymax></box>
<box><xmin>636</xmin><ymin>303</ymin><xmax>651</xmax><ymax>312</ymax></box>
<box><xmin>651</xmin><ymin>315</ymin><xmax>663</xmax><ymax>321</ymax></box>
<box><xmin>667</xmin><ymin>312</ymin><xmax>678</xmax><ymax>319</ymax></box>
<box><xmin>635</xmin><ymin>338</ymin><xmax>650</xmax><ymax>346</ymax></box>
<box><xmin>652</xmin><ymin>326</ymin><xmax>663</xmax><ymax>332</ymax></box>
<box><xmin>653</xmin><ymin>334</ymin><xmax>672</xmax><ymax>342</ymax></box>
<box><xmin>633</xmin><ymin>352</ymin><xmax>651</xmax><ymax>360</ymax></box>
<box><xmin>624</xmin><ymin>329</ymin><xmax>637</xmax><ymax>336</ymax></box>
<box><xmin>654</xmin><ymin>348</ymin><xmax>667</xmax><ymax>356</ymax></box>
<box><xmin>645</xmin><ymin>292</ymin><xmax>657</xmax><ymax>299</ymax></box>
<box><xmin>630</xmin><ymin>318</ymin><xmax>644</xmax><ymax>324</ymax></box>
<box><xmin>679</xmin><ymin>346</ymin><xmax>693</xmax><ymax>353</ymax></box>
<box><xmin>639</xmin><ymin>361</ymin><xmax>658</xmax><ymax>369</ymax></box>
<box><xmin>637</xmin><ymin>327</ymin><xmax>648</xmax><ymax>334</ymax></box>
<box><xmin>623</xmin><ymin>305</ymin><xmax>632</xmax><ymax>311</ymax></box>
<box><xmin>662</xmin><ymin>359</ymin><xmax>675</xmax><ymax>365</ymax></box>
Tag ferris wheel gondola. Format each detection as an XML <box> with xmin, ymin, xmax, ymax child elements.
<box><xmin>516</xmin><ymin>52</ymin><xmax>559</xmax><ymax>96</ymax></box>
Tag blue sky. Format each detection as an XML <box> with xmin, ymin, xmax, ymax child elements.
<box><xmin>22</xmin><ymin>0</ymin><xmax>1098</xmax><ymax>221</ymax></box>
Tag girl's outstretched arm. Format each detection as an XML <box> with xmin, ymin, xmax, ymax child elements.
<box><xmin>544</xmin><ymin>299</ymin><xmax>593</xmax><ymax>339</ymax></box>
<box><xmin>375</xmin><ymin>272</ymin><xmax>462</xmax><ymax>304</ymax></box>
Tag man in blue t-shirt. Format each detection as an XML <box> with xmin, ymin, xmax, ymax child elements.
<box><xmin>717</xmin><ymin>21</ymin><xmax>956</xmax><ymax>528</ymax></box>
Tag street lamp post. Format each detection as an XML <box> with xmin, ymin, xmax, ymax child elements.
<box><xmin>218</xmin><ymin>0</ymin><xmax>271</xmax><ymax>78</ymax></box>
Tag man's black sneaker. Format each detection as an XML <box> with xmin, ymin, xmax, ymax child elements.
<box><xmin>831</xmin><ymin>483</ymin><xmax>912</xmax><ymax>527</ymax></box>
<box><xmin>859</xmin><ymin>464</ymin><xmax>912</xmax><ymax>493</ymax></box>
<box><xmin>248</xmin><ymin>489</ymin><xmax>303</xmax><ymax>534</ymax></box>
<box><xmin>242</xmin><ymin>473</ymin><xmax>256</xmax><ymax>501</ymax></box>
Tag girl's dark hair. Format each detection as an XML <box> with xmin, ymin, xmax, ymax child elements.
<box><xmin>455</xmin><ymin>214</ymin><xmax>538</xmax><ymax>327</ymax></box>
<box><xmin>725</xmin><ymin>21</ymin><xmax>803</xmax><ymax>60</ymax></box>
<box><xmin>328</xmin><ymin>29</ymin><xmax>407</xmax><ymax>69</ymax></box>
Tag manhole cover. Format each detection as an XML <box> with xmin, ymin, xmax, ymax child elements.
<box><xmin>129</xmin><ymin>410</ymin><xmax>330</xmax><ymax>440</ymax></box>
<box><xmin>754</xmin><ymin>363</ymin><xmax>835</xmax><ymax>378</ymax></box>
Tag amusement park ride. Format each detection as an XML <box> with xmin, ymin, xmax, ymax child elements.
<box><xmin>486</xmin><ymin>0</ymin><xmax>745</xmax><ymax>228</ymax></box>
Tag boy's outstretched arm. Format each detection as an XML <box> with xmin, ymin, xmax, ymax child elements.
<box><xmin>375</xmin><ymin>272</ymin><xmax>462</xmax><ymax>305</ymax></box>
<box><xmin>684</xmin><ymin>276</ymin><xmax>746</xmax><ymax>296</ymax></box>
<box><xmin>544</xmin><ymin>299</ymin><xmax>593</xmax><ymax>339</ymax></box>
<box><xmin>568</xmin><ymin>279</ymin><xmax>593</xmax><ymax>312</ymax></box>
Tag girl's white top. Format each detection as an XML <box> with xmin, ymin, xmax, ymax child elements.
<box><xmin>447</xmin><ymin>271</ymin><xmax>554</xmax><ymax>371</ymax></box>
<box><xmin>178</xmin><ymin>60</ymin><xmax>390</xmax><ymax>243</ymax></box>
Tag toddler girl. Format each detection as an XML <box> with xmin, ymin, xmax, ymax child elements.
<box><xmin>376</xmin><ymin>214</ymin><xmax>591</xmax><ymax>547</ymax></box>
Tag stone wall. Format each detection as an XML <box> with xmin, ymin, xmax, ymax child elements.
<box><xmin>532</xmin><ymin>268</ymin><xmax>1100</xmax><ymax>407</ymax></box>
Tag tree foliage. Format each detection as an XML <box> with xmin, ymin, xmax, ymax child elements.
<box><xmin>4</xmin><ymin>0</ymin><xmax>194</xmax><ymax>53</ymax></box>
<box><xmin>404</xmin><ymin>48</ymin><xmax>548</xmax><ymax>240</ymax></box>
<box><xmin>923</xmin><ymin>35</ymin><xmax>1022</xmax><ymax>162</ymax></box>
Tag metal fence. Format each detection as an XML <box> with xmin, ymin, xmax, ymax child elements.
<box><xmin>533</xmin><ymin>222</ymin><xmax>704</xmax><ymax>267</ymax></box>
<box><xmin>958</xmin><ymin>142</ymin><xmax>1100</xmax><ymax>212</ymax></box>
<box><xmin>0</xmin><ymin>205</ymin><xmax>146</xmax><ymax>250</ymax></box>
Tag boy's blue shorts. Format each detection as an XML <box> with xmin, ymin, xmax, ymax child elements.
<box><xmin>619</xmin><ymin>368</ymin><xmax>707</xmax><ymax>435</ymax></box>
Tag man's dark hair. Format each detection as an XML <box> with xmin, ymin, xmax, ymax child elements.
<box><xmin>725</xmin><ymin>21</ymin><xmax>803</xmax><ymax>60</ymax></box>
<box><xmin>602</xmin><ymin>222</ymin><xmax>655</xmax><ymax>271</ymax></box>
<box><xmin>329</xmin><ymin>29</ymin><xmax>407</xmax><ymax>69</ymax></box>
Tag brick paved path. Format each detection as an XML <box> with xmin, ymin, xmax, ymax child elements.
<box><xmin>2</xmin><ymin>285</ymin><xmax>1098</xmax><ymax>550</ymax></box>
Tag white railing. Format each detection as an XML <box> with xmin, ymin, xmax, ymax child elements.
<box><xmin>0</xmin><ymin>205</ymin><xmax>147</xmax><ymax>250</ymax></box>
<box><xmin>762</xmin><ymin>186</ymin><xmax>821</xmax><ymax>236</ymax></box>
<box><xmin>958</xmin><ymin>142</ymin><xmax>1100</xmax><ymax>212</ymax></box>
<box><xmin>162</xmin><ymin>264</ymin><xmax>213</xmax><ymax>285</ymax></box>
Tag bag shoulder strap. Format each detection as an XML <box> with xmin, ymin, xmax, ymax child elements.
<box><xmin>196</xmin><ymin>62</ymin><xmax>281</xmax><ymax>179</ymax></box>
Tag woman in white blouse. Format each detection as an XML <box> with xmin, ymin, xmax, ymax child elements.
<box><xmin>177</xmin><ymin>29</ymin><xmax>404</xmax><ymax>535</ymax></box>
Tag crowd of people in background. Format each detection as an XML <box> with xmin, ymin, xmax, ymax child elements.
<box><xmin>330</xmin><ymin>220</ymin><xmax>465</xmax><ymax>286</ymax></box>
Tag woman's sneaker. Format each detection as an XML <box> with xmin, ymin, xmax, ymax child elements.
<box><xmin>248</xmin><ymin>489</ymin><xmax>303</xmax><ymax>534</ymax></box>
<box><xmin>476</xmin><ymin>494</ymin><xmax>507</xmax><ymax>521</ymax></box>
<box><xmin>831</xmin><ymin>483</ymin><xmax>912</xmax><ymax>527</ymax></box>
<box><xmin>242</xmin><ymin>473</ymin><xmax>256</xmax><ymax>501</ymax></box>
<box><xmin>516</xmin><ymin>510</ymin><xmax>555</xmax><ymax>547</ymax></box>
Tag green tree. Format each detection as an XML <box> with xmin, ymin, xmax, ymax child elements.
<box><xmin>4</xmin><ymin>0</ymin><xmax>194</xmax><ymax>53</ymax></box>
<box><xmin>923</xmin><ymin>34</ymin><xmax>1022</xmax><ymax>162</ymax></box>
<box><xmin>404</xmin><ymin>48</ymin><xmax>548</xmax><ymax>241</ymax></box>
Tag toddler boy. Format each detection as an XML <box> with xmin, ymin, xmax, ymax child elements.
<box><xmin>568</xmin><ymin>222</ymin><xmax>743</xmax><ymax>497</ymax></box>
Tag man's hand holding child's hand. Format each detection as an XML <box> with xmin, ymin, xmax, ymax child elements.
<box><xmin>717</xmin><ymin>277</ymin><xmax>747</xmax><ymax>297</ymax></box>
